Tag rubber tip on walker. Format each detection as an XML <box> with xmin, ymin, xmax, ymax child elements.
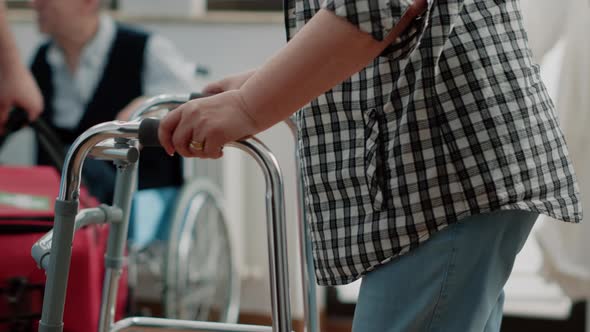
<box><xmin>138</xmin><ymin>118</ymin><xmax>161</xmax><ymax>147</ymax></box>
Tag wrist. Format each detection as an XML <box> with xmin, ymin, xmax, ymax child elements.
<box><xmin>1</xmin><ymin>48</ymin><xmax>22</xmax><ymax>65</ymax></box>
<box><xmin>234</xmin><ymin>89</ymin><xmax>264</xmax><ymax>132</ymax></box>
<box><xmin>0</xmin><ymin>28</ymin><xmax>22</xmax><ymax>71</ymax></box>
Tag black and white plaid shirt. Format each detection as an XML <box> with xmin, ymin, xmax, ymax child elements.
<box><xmin>286</xmin><ymin>0</ymin><xmax>583</xmax><ymax>286</ymax></box>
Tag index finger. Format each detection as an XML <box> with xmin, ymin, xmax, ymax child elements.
<box><xmin>158</xmin><ymin>107</ymin><xmax>183</xmax><ymax>156</ymax></box>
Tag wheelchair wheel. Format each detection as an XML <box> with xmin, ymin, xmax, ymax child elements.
<box><xmin>163</xmin><ymin>180</ymin><xmax>240</xmax><ymax>323</ymax></box>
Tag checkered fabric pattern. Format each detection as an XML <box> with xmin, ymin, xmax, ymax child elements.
<box><xmin>286</xmin><ymin>0</ymin><xmax>583</xmax><ymax>286</ymax></box>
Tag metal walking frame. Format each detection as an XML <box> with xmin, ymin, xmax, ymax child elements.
<box><xmin>31</xmin><ymin>93</ymin><xmax>320</xmax><ymax>332</ymax></box>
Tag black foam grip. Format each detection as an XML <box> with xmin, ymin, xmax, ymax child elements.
<box><xmin>0</xmin><ymin>108</ymin><xmax>29</xmax><ymax>149</ymax></box>
<box><xmin>138</xmin><ymin>118</ymin><xmax>161</xmax><ymax>147</ymax></box>
<box><xmin>4</xmin><ymin>108</ymin><xmax>29</xmax><ymax>133</ymax></box>
<box><xmin>189</xmin><ymin>92</ymin><xmax>204</xmax><ymax>100</ymax></box>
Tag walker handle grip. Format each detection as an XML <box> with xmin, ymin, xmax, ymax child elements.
<box><xmin>138</xmin><ymin>118</ymin><xmax>161</xmax><ymax>147</ymax></box>
<box><xmin>4</xmin><ymin>108</ymin><xmax>29</xmax><ymax>132</ymax></box>
<box><xmin>189</xmin><ymin>92</ymin><xmax>204</xmax><ymax>100</ymax></box>
<box><xmin>138</xmin><ymin>91</ymin><xmax>209</xmax><ymax>147</ymax></box>
<box><xmin>0</xmin><ymin>108</ymin><xmax>29</xmax><ymax>148</ymax></box>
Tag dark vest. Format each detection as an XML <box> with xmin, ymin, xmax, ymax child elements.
<box><xmin>30</xmin><ymin>24</ymin><xmax>183</xmax><ymax>202</ymax></box>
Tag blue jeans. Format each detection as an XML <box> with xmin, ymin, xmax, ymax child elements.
<box><xmin>352</xmin><ymin>210</ymin><xmax>537</xmax><ymax>332</ymax></box>
<box><xmin>127</xmin><ymin>186</ymin><xmax>179</xmax><ymax>249</ymax></box>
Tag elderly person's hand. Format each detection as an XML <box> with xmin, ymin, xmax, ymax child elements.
<box><xmin>0</xmin><ymin>5</ymin><xmax>44</xmax><ymax>133</ymax></box>
<box><xmin>0</xmin><ymin>60</ymin><xmax>43</xmax><ymax>132</ymax></box>
<box><xmin>158</xmin><ymin>90</ymin><xmax>259</xmax><ymax>159</ymax></box>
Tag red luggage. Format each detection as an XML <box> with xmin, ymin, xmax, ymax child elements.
<box><xmin>0</xmin><ymin>166</ymin><xmax>127</xmax><ymax>332</ymax></box>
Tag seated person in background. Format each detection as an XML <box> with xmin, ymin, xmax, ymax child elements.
<box><xmin>29</xmin><ymin>0</ymin><xmax>202</xmax><ymax>244</ymax></box>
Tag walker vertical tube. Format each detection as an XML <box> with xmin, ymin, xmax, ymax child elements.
<box><xmin>38</xmin><ymin>124</ymin><xmax>90</xmax><ymax>332</ymax></box>
<box><xmin>228</xmin><ymin>138</ymin><xmax>292</xmax><ymax>332</ymax></box>
<box><xmin>99</xmin><ymin>159</ymin><xmax>138</xmax><ymax>332</ymax></box>
<box><xmin>38</xmin><ymin>199</ymin><xmax>79</xmax><ymax>332</ymax></box>
<box><xmin>284</xmin><ymin>118</ymin><xmax>319</xmax><ymax>332</ymax></box>
<box><xmin>37</xmin><ymin>121</ymin><xmax>141</xmax><ymax>332</ymax></box>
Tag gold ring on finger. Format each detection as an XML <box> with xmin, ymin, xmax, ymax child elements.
<box><xmin>189</xmin><ymin>140</ymin><xmax>205</xmax><ymax>151</ymax></box>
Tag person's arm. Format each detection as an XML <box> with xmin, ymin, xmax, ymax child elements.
<box><xmin>240</xmin><ymin>4</ymin><xmax>428</xmax><ymax>132</ymax></box>
<box><xmin>159</xmin><ymin>0</ymin><xmax>429</xmax><ymax>157</ymax></box>
<box><xmin>0</xmin><ymin>2</ymin><xmax>43</xmax><ymax>130</ymax></box>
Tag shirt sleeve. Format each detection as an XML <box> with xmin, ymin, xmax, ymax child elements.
<box><xmin>143</xmin><ymin>35</ymin><xmax>207</xmax><ymax>96</ymax></box>
<box><xmin>321</xmin><ymin>0</ymin><xmax>433</xmax><ymax>59</ymax></box>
